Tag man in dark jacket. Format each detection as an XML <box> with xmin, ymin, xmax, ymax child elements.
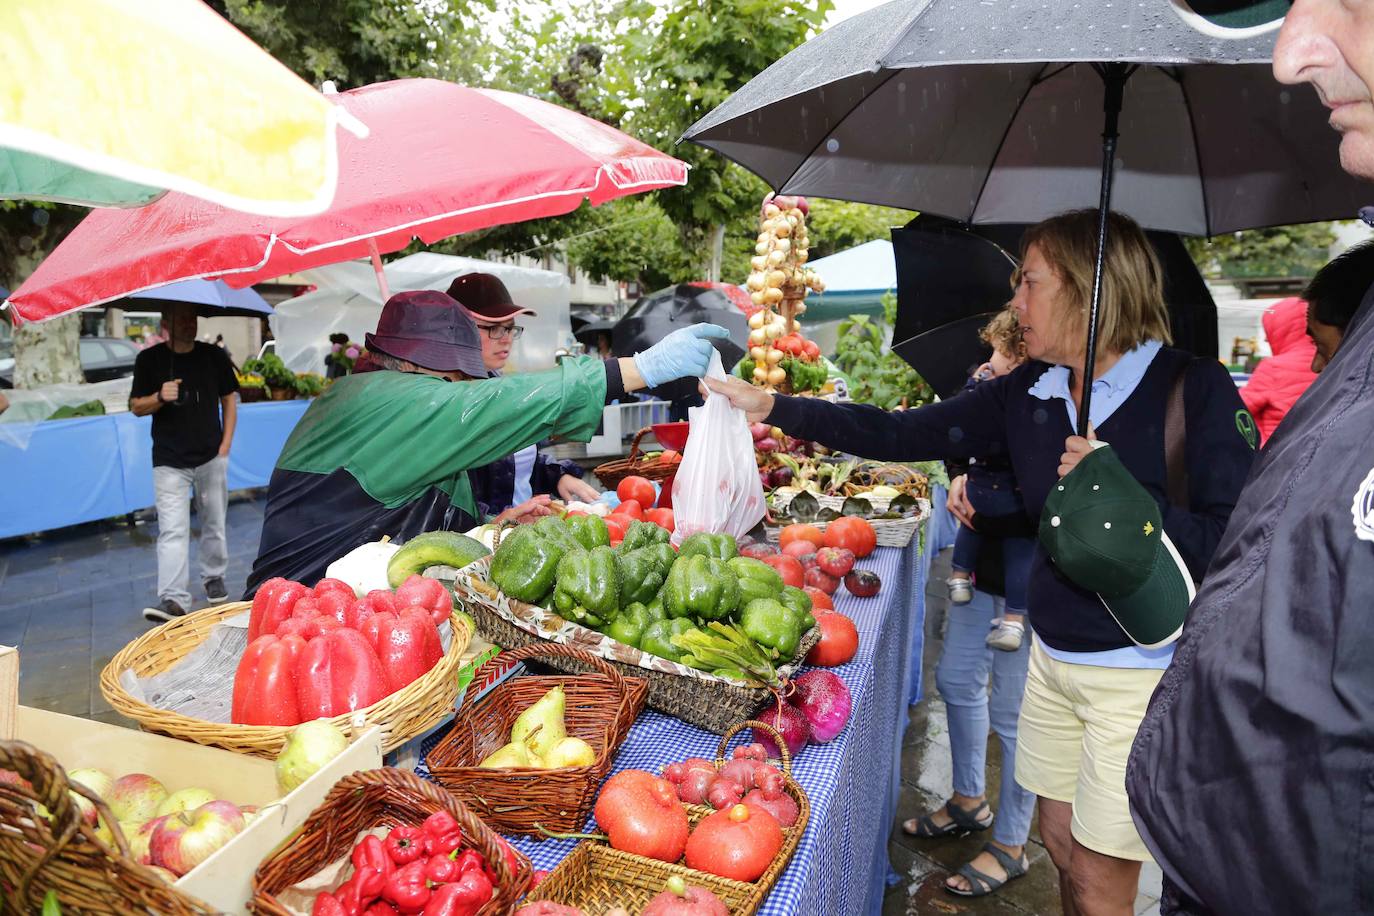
<box><xmin>1129</xmin><ymin>3</ymin><xmax>1374</xmax><ymax>912</ymax></box>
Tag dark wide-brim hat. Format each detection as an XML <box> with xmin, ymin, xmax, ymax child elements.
<box><xmin>1168</xmin><ymin>0</ymin><xmax>1288</xmax><ymax>38</ymax></box>
<box><xmin>364</xmin><ymin>290</ymin><xmax>486</xmax><ymax>376</ymax></box>
<box><xmin>447</xmin><ymin>272</ymin><xmax>537</xmax><ymax>321</ymax></box>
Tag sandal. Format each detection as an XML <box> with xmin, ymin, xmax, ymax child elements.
<box><xmin>945</xmin><ymin>842</ymin><xmax>1029</xmax><ymax>897</ymax></box>
<box><xmin>902</xmin><ymin>799</ymin><xmax>994</xmax><ymax>838</ymax></box>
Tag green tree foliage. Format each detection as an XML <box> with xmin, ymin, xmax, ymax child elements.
<box><xmin>1184</xmin><ymin>223</ymin><xmax>1337</xmax><ymax>279</ymax></box>
<box><xmin>804</xmin><ymin>200</ymin><xmax>914</xmax><ymax>259</ymax></box>
<box><xmin>565</xmin><ymin>198</ymin><xmax>694</xmax><ymax>290</ymax></box>
<box><xmin>830</xmin><ymin>294</ymin><xmax>934</xmax><ymax>410</ymax></box>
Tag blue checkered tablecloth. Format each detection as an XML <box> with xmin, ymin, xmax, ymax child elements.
<box><xmin>475</xmin><ymin>540</ymin><xmax>926</xmax><ymax>915</ymax></box>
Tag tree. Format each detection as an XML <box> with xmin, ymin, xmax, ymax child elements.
<box><xmin>804</xmin><ymin>200</ymin><xmax>914</xmax><ymax>260</ymax></box>
<box><xmin>565</xmin><ymin>198</ymin><xmax>694</xmax><ymax>290</ymax></box>
<box><xmin>1185</xmin><ymin>223</ymin><xmax>1337</xmax><ymax>279</ymax></box>
<box><xmin>2</xmin><ymin>202</ymin><xmax>89</xmax><ymax>387</ymax></box>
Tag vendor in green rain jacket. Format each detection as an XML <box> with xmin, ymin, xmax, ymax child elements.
<box><xmin>245</xmin><ymin>290</ymin><xmax>727</xmax><ymax>595</ymax></box>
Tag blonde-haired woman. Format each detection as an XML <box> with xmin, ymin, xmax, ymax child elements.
<box><xmin>707</xmin><ymin>209</ymin><xmax>1256</xmax><ymax>911</ymax></box>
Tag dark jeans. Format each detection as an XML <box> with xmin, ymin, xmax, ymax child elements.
<box><xmin>951</xmin><ymin>481</ymin><xmax>1033</xmax><ymax>614</ymax></box>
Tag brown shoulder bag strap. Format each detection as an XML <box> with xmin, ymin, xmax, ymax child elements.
<box><xmin>1163</xmin><ymin>359</ymin><xmax>1190</xmax><ymax>511</ymax></box>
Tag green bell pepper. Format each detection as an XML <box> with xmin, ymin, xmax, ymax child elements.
<box><xmin>490</xmin><ymin>525</ymin><xmax>565</xmax><ymax>605</ymax></box>
<box><xmin>727</xmin><ymin>556</ymin><xmax>784</xmax><ymax>607</ymax></box>
<box><xmin>566</xmin><ymin>514</ymin><xmax>610</xmax><ymax>550</ymax></box>
<box><xmin>740</xmin><ymin>597</ymin><xmax>801</xmax><ymax>659</ymax></box>
<box><xmin>619</xmin><ymin>519</ymin><xmax>671</xmax><ymax>553</ymax></box>
<box><xmin>616</xmin><ymin>547</ymin><xmax>667</xmax><ymax>607</ymax></box>
<box><xmin>778</xmin><ymin>585</ymin><xmax>817</xmax><ymax>632</ymax></box>
<box><xmin>642</xmin><ymin>543</ymin><xmax>677</xmax><ymax>577</ymax></box>
<box><xmin>534</xmin><ymin>516</ymin><xmax>584</xmax><ymax>554</ymax></box>
<box><xmin>662</xmin><ymin>554</ymin><xmax>740</xmax><ymax>623</ymax></box>
<box><xmin>677</xmin><ymin>532</ymin><xmax>738</xmax><ymax>561</ymax></box>
<box><xmin>606</xmin><ymin>602</ymin><xmax>654</xmax><ymax>648</ymax></box>
<box><xmin>644</xmin><ymin>594</ymin><xmax>667</xmax><ymax>621</ymax></box>
<box><xmin>641</xmin><ymin>618</ymin><xmax>696</xmax><ymax>663</ymax></box>
<box><xmin>552</xmin><ymin>545</ymin><xmax>621</xmax><ymax>628</ymax></box>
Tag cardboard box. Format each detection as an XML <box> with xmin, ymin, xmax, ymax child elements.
<box><xmin>2</xmin><ymin>647</ymin><xmax>384</xmax><ymax>914</ymax></box>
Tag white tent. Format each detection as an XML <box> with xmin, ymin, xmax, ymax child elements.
<box><xmin>270</xmin><ymin>253</ymin><xmax>573</xmax><ymax>375</ymax></box>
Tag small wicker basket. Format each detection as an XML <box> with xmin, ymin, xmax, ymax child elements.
<box><xmin>250</xmin><ymin>768</ymin><xmax>531</xmax><ymax>916</ymax></box>
<box><xmin>424</xmin><ymin>643</ymin><xmax>648</xmax><ymax>835</ymax></box>
<box><xmin>592</xmin><ymin>426</ymin><xmax>679</xmax><ymax>489</ymax></box>
<box><xmin>100</xmin><ymin>601</ymin><xmax>474</xmax><ymax>758</ymax></box>
<box><xmin>0</xmin><ymin>740</ymin><xmax>218</xmax><ymax>915</ymax></box>
<box><xmin>525</xmin><ymin>720</ymin><xmax>811</xmax><ymax>916</ymax></box>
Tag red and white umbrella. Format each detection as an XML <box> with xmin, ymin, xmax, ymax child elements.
<box><xmin>5</xmin><ymin>79</ymin><xmax>689</xmax><ymax>324</ymax></box>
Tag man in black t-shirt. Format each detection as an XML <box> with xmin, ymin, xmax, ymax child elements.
<box><xmin>129</xmin><ymin>304</ymin><xmax>239</xmax><ymax>622</ymax></box>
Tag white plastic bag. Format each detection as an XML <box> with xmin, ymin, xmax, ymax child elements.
<box><xmin>670</xmin><ymin>351</ymin><xmax>766</xmax><ymax>544</ymax></box>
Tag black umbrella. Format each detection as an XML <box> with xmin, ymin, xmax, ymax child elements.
<box><xmin>891</xmin><ymin>215</ymin><xmax>1219</xmax><ymax>399</ymax></box>
<box><xmin>683</xmin><ymin>0</ymin><xmax>1362</xmax><ymax>434</ymax></box>
<box><xmin>611</xmin><ymin>283</ymin><xmax>749</xmax><ymax>402</ymax></box>
<box><xmin>574</xmin><ymin>318</ymin><xmax>616</xmax><ymax>352</ymax></box>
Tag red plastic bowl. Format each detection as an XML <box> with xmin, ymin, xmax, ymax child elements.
<box><xmin>651</xmin><ymin>422</ymin><xmax>690</xmax><ymax>452</ymax></box>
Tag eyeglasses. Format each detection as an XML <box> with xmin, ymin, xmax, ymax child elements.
<box><xmin>476</xmin><ymin>323</ymin><xmax>524</xmax><ymax>341</ymax></box>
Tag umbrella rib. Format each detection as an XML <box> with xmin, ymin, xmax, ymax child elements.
<box><xmin>968</xmin><ymin>63</ymin><xmax>1059</xmax><ymax>225</ymax></box>
<box><xmin>1175</xmin><ymin>70</ymin><xmax>1214</xmax><ymax>237</ymax></box>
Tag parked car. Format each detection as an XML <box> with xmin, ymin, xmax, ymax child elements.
<box><xmin>0</xmin><ymin>336</ymin><xmax>141</xmax><ymax>388</ymax></box>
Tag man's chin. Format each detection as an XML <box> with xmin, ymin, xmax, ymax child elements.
<box><xmin>1339</xmin><ymin>133</ymin><xmax>1374</xmax><ymax>181</ymax></box>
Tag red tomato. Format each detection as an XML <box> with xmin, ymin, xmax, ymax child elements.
<box><xmin>806</xmin><ymin>612</ymin><xmax>859</xmax><ymax>666</ymax></box>
<box><xmin>660</xmin><ymin>450</ymin><xmax>682</xmax><ymax>465</ymax></box>
<box><xmin>603</xmin><ymin>514</ymin><xmax>629</xmax><ymax>546</ymax></box>
<box><xmin>802</xmin><ymin>340</ymin><xmax>821</xmax><ymax>361</ymax></box>
<box><xmin>803</xmin><ymin>586</ymin><xmax>834</xmax><ymax>611</ymax></box>
<box><xmin>617</xmin><ymin>476</ymin><xmax>657</xmax><ymax>508</ymax></box>
<box><xmin>614</xmin><ymin>498</ymin><xmax>645</xmax><ymax>521</ymax></box>
<box><xmin>823</xmin><ymin>517</ymin><xmax>877</xmax><ymax>558</ymax></box>
<box><xmin>804</xmin><ymin>566</ymin><xmax>840</xmax><ymax>595</ymax></box>
<box><xmin>684</xmin><ymin>803</ymin><xmax>783</xmax><ymax>883</ymax></box>
<box><xmin>779</xmin><ymin>524</ymin><xmax>825</xmax><ymax>550</ymax></box>
<box><xmin>565</xmin><ymin>509</ymin><xmax>588</xmax><ymax>517</ymax></box>
<box><xmin>644</xmin><ymin>508</ymin><xmax>675</xmax><ymax>533</ymax></box>
<box><xmin>781</xmin><ymin>540</ymin><xmax>815</xmax><ymax>560</ymax></box>
<box><xmin>761</xmin><ymin>554</ymin><xmax>805</xmax><ymax>589</ymax></box>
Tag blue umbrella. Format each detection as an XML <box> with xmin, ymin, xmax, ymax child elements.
<box><xmin>124</xmin><ymin>278</ymin><xmax>273</xmax><ymax>319</ymax></box>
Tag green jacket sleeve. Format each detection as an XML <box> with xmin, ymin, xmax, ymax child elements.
<box><xmin>276</xmin><ymin>358</ymin><xmax>607</xmax><ymax>508</ymax></box>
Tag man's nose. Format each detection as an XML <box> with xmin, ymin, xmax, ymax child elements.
<box><xmin>1273</xmin><ymin>4</ymin><xmax>1335</xmax><ymax>86</ymax></box>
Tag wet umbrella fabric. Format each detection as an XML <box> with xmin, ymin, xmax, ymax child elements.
<box><xmin>610</xmin><ymin>284</ymin><xmax>749</xmax><ymax>402</ymax></box>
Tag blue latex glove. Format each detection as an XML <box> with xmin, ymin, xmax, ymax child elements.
<box><xmin>632</xmin><ymin>324</ymin><xmax>732</xmax><ymax>388</ymax></box>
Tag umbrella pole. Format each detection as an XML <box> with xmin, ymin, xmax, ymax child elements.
<box><xmin>367</xmin><ymin>238</ymin><xmax>391</xmax><ymax>302</ymax></box>
<box><xmin>1079</xmin><ymin>63</ymin><xmax>1133</xmax><ymax>438</ymax></box>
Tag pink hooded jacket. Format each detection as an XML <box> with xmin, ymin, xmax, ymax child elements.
<box><xmin>1240</xmin><ymin>297</ymin><xmax>1318</xmax><ymax>444</ymax></box>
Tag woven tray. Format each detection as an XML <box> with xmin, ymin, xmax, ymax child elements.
<box><xmin>100</xmin><ymin>601</ymin><xmax>474</xmax><ymax>758</ymax></box>
<box><xmin>0</xmin><ymin>739</ymin><xmax>218</xmax><ymax>915</ymax></box>
<box><xmin>763</xmin><ymin>496</ymin><xmax>930</xmax><ymax>549</ymax></box>
<box><xmin>525</xmin><ymin>720</ymin><xmax>811</xmax><ymax>915</ymax></box>
<box><xmin>425</xmin><ymin>643</ymin><xmax>648</xmax><ymax>836</ymax></box>
<box><xmin>450</xmin><ymin>557</ymin><xmax>820</xmax><ymax>735</ymax></box>
<box><xmin>593</xmin><ymin>426</ymin><xmax>678</xmax><ymax>488</ymax></box>
<box><xmin>251</xmin><ymin>768</ymin><xmax>531</xmax><ymax>916</ymax></box>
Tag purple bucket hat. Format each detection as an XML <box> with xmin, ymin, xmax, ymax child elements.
<box><xmin>364</xmin><ymin>290</ymin><xmax>486</xmax><ymax>376</ymax></box>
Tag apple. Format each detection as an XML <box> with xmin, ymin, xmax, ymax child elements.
<box><xmin>109</xmin><ymin>773</ymin><xmax>168</xmax><ymax>824</ymax></box>
<box><xmin>815</xmin><ymin>547</ymin><xmax>855</xmax><ymax>578</ymax></box>
<box><xmin>804</xmin><ymin>566</ymin><xmax>840</xmax><ymax>595</ymax></box>
<box><xmin>155</xmin><ymin>787</ymin><xmax>216</xmax><ymax>818</ymax></box>
<box><xmin>67</xmin><ymin>768</ymin><xmax>114</xmax><ymax>825</ymax></box>
<box><xmin>150</xmin><ymin>800</ymin><xmax>245</xmax><ymax>876</ymax></box>
<box><xmin>125</xmin><ymin>815</ymin><xmax>167</xmax><ymax>865</ymax></box>
<box><xmin>144</xmin><ymin>865</ymin><xmax>179</xmax><ymax>884</ymax></box>
<box><xmin>240</xmin><ymin>804</ymin><xmax>260</xmax><ymax>826</ymax></box>
<box><xmin>92</xmin><ymin>816</ymin><xmax>115</xmax><ymax>847</ymax></box>
<box><xmin>0</xmin><ymin>768</ymin><xmax>32</xmax><ymax>791</ymax></box>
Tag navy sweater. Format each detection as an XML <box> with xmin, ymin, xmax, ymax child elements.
<box><xmin>768</xmin><ymin>347</ymin><xmax>1256</xmax><ymax>653</ymax></box>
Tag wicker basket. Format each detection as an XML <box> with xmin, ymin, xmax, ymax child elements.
<box><xmin>763</xmin><ymin>497</ymin><xmax>930</xmax><ymax>549</ymax></box>
<box><xmin>100</xmin><ymin>601</ymin><xmax>474</xmax><ymax>758</ymax></box>
<box><xmin>526</xmin><ymin>721</ymin><xmax>811</xmax><ymax>916</ymax></box>
<box><xmin>453</xmin><ymin>561</ymin><xmax>821</xmax><ymax>735</ymax></box>
<box><xmin>238</xmin><ymin>386</ymin><xmax>266</xmax><ymax>403</ymax></box>
<box><xmin>593</xmin><ymin>426</ymin><xmax>679</xmax><ymax>489</ymax></box>
<box><xmin>0</xmin><ymin>740</ymin><xmax>219</xmax><ymax>915</ymax></box>
<box><xmin>424</xmin><ymin>643</ymin><xmax>648</xmax><ymax>836</ymax></box>
<box><xmin>251</xmin><ymin>768</ymin><xmax>531</xmax><ymax>916</ymax></box>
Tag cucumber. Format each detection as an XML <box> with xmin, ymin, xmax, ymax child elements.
<box><xmin>386</xmin><ymin>531</ymin><xmax>491</xmax><ymax>588</ymax></box>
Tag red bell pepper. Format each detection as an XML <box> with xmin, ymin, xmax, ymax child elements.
<box><xmin>231</xmin><ymin>634</ymin><xmax>306</xmax><ymax>725</ymax></box>
<box><xmin>352</xmin><ymin>834</ymin><xmax>395</xmax><ymax>883</ymax></box>
<box><xmin>382</xmin><ymin>860</ymin><xmax>430</xmax><ymax>912</ymax></box>
<box><xmin>451</xmin><ymin>849</ymin><xmax>485</xmax><ymax>878</ymax></box>
<box><xmin>365</xmin><ymin>610</ymin><xmax>443</xmax><ymax>693</ymax></box>
<box><xmin>276</xmin><ymin>617</ymin><xmax>312</xmax><ymax>639</ymax></box>
<box><xmin>316</xmin><ymin>590</ymin><xmax>361</xmax><ymax>629</ymax></box>
<box><xmin>400</xmin><ymin>607</ymin><xmax>443</xmax><ymax>665</ymax></box>
<box><xmin>395</xmin><ymin>575</ymin><xmax>454</xmax><ymax>627</ymax></box>
<box><xmin>420</xmin><ymin>811</ymin><xmax>463</xmax><ymax>857</ymax></box>
<box><xmin>334</xmin><ymin>873</ymin><xmax>365</xmax><ymax>915</ymax></box>
<box><xmin>364</xmin><ymin>903</ymin><xmax>399</xmax><ymax>916</ymax></box>
<box><xmin>290</xmin><ymin>596</ymin><xmax>321</xmax><ymax>621</ymax></box>
<box><xmin>312</xmin><ymin>892</ymin><xmax>348</xmax><ymax>916</ymax></box>
<box><xmin>384</xmin><ymin>826</ymin><xmax>427</xmax><ymax>866</ymax></box>
<box><xmin>249</xmin><ymin>578</ymin><xmax>310</xmax><ymax>642</ymax></box>
<box><xmin>314</xmin><ymin>577</ymin><xmax>357</xmax><ymax>602</ymax></box>
<box><xmin>295</xmin><ymin>628</ymin><xmax>391</xmax><ymax>719</ymax></box>
<box><xmin>423</xmin><ymin>853</ymin><xmax>459</xmax><ymax>885</ymax></box>
<box><xmin>362</xmin><ymin>590</ymin><xmax>400</xmax><ymax>616</ymax></box>
<box><xmin>420</xmin><ymin>869</ymin><xmax>492</xmax><ymax>916</ymax></box>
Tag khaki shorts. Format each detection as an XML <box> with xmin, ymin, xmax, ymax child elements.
<box><xmin>1015</xmin><ymin>640</ymin><xmax>1163</xmax><ymax>861</ymax></box>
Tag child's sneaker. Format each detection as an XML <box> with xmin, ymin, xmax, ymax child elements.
<box><xmin>947</xmin><ymin>577</ymin><xmax>974</xmax><ymax>605</ymax></box>
<box><xmin>986</xmin><ymin>618</ymin><xmax>1025</xmax><ymax>652</ymax></box>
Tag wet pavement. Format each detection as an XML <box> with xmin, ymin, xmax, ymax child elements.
<box><xmin>1</xmin><ymin>498</ymin><xmax>1162</xmax><ymax>914</ymax></box>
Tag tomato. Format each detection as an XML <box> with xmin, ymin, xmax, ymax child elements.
<box><xmin>803</xmin><ymin>586</ymin><xmax>833</xmax><ymax>611</ymax></box>
<box><xmin>801</xmin><ymin>340</ymin><xmax>821</xmax><ymax>361</ymax></box>
<box><xmin>781</xmin><ymin>540</ymin><xmax>815</xmax><ymax>560</ymax></box>
<box><xmin>779</xmin><ymin>524</ymin><xmax>825</xmax><ymax>550</ymax></box>
<box><xmin>806</xmin><ymin>611</ymin><xmax>858</xmax><ymax>666</ymax></box>
<box><xmin>684</xmin><ymin>803</ymin><xmax>783</xmax><ymax>883</ymax></box>
<box><xmin>617</xmin><ymin>476</ymin><xmax>657</xmax><ymax>507</ymax></box>
<box><xmin>614</xmin><ymin>498</ymin><xmax>644</xmax><ymax>521</ymax></box>
<box><xmin>644</xmin><ymin>508</ymin><xmax>675</xmax><ymax>533</ymax></box>
<box><xmin>659</xmin><ymin>450</ymin><xmax>682</xmax><ymax>465</ymax></box>
<box><xmin>760</xmin><ymin>554</ymin><xmax>805</xmax><ymax>589</ymax></box>
<box><xmin>603</xmin><ymin>514</ymin><xmax>629</xmax><ymax>546</ymax></box>
<box><xmin>804</xmin><ymin>566</ymin><xmax>839</xmax><ymax>595</ymax></box>
<box><xmin>822</xmin><ymin>517</ymin><xmax>877</xmax><ymax>558</ymax></box>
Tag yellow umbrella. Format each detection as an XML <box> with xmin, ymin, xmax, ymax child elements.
<box><xmin>0</xmin><ymin>0</ymin><xmax>365</xmax><ymax>215</ymax></box>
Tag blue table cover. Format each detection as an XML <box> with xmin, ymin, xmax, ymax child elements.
<box><xmin>501</xmin><ymin>540</ymin><xmax>925</xmax><ymax>916</ymax></box>
<box><xmin>0</xmin><ymin>400</ymin><xmax>308</xmax><ymax>539</ymax></box>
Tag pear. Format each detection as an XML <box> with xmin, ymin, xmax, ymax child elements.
<box><xmin>478</xmin><ymin>740</ymin><xmax>533</xmax><ymax>769</ymax></box>
<box><xmin>543</xmin><ymin>736</ymin><xmax>597</xmax><ymax>768</ymax></box>
<box><xmin>509</xmin><ymin>686</ymin><xmax>566</xmax><ymax>759</ymax></box>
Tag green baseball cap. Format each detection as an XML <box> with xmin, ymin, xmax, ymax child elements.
<box><xmin>1039</xmin><ymin>444</ymin><xmax>1194</xmax><ymax>649</ymax></box>
<box><xmin>1169</xmin><ymin>0</ymin><xmax>1289</xmax><ymax>38</ymax></box>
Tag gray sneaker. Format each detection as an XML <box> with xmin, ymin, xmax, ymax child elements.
<box><xmin>947</xmin><ymin>577</ymin><xmax>974</xmax><ymax>605</ymax></box>
<box><xmin>143</xmin><ymin>598</ymin><xmax>187</xmax><ymax>624</ymax></box>
<box><xmin>204</xmin><ymin>577</ymin><xmax>228</xmax><ymax>602</ymax></box>
<box><xmin>986</xmin><ymin>618</ymin><xmax>1025</xmax><ymax>652</ymax></box>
